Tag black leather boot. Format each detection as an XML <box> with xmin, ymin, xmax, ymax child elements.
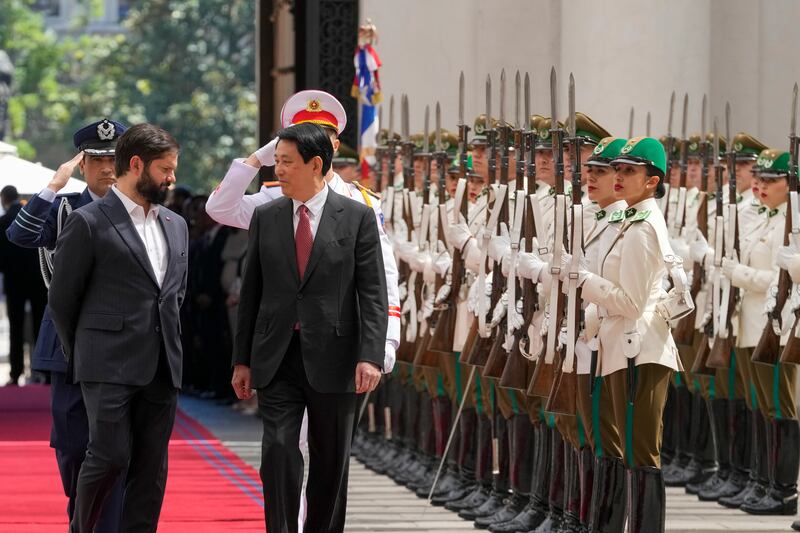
<box><xmin>719</xmin><ymin>408</ymin><xmax>765</xmax><ymax>508</ymax></box>
<box><xmin>489</xmin><ymin>424</ymin><xmax>550</xmax><ymax>532</ymax></box>
<box><xmin>741</xmin><ymin>418</ymin><xmax>800</xmax><ymax>515</ymax></box>
<box><xmin>627</xmin><ymin>466</ymin><xmax>665</xmax><ymax>533</ymax></box>
<box><xmin>700</xmin><ymin>398</ymin><xmax>746</xmax><ymax>501</ymax></box>
<box><xmin>531</xmin><ymin>429</ymin><xmax>565</xmax><ymax>532</ymax></box>
<box><xmin>405</xmin><ymin>392</ymin><xmax>436</xmax><ymax>490</ymax></box>
<box><xmin>587</xmin><ymin>456</ymin><xmax>626</xmax><ymax>533</ymax></box>
<box><xmin>432</xmin><ymin>407</ymin><xmax>478</xmax><ymax>505</ymax></box>
<box><xmin>459</xmin><ymin>414</ymin><xmax>511</xmax><ymax>520</ymax></box>
<box><xmin>663</xmin><ymin>385</ymin><xmax>693</xmax><ymax>484</ymax></box>
<box><xmin>733</xmin><ymin>411</ymin><xmax>770</xmax><ymax>509</ymax></box>
<box><xmin>473</xmin><ymin>491</ymin><xmax>529</xmax><ymax>529</ymax></box>
<box><xmin>448</xmin><ymin>410</ymin><xmax>492</xmax><ymax>512</ymax></box>
<box><xmin>558</xmin><ymin>446</ymin><xmax>582</xmax><ymax>532</ymax></box>
<box><xmin>691</xmin><ymin>397</ymin><xmax>729</xmax><ymax>497</ymax></box>
<box><xmin>576</xmin><ymin>446</ymin><xmax>593</xmax><ymax>532</ymax></box>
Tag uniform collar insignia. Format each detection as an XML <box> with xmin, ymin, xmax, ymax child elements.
<box><xmin>768</xmin><ymin>208</ymin><xmax>780</xmax><ymax>218</ymax></box>
<box><xmin>595</xmin><ymin>209</ymin><xmax>606</xmax><ymax>221</ymax></box>
<box><xmin>624</xmin><ymin>207</ymin><xmax>637</xmax><ymax>219</ymax></box>
<box><xmin>548</xmin><ymin>187</ymin><xmax>556</xmax><ymax>196</ymax></box>
<box><xmin>609</xmin><ymin>210</ymin><xmax>625</xmax><ymax>223</ymax></box>
<box><xmin>758</xmin><ymin>206</ymin><xmax>767</xmax><ymax>214</ymax></box>
<box><xmin>629</xmin><ymin>209</ymin><xmax>651</xmax><ymax>223</ymax></box>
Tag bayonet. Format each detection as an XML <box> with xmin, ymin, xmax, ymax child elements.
<box><xmin>681</xmin><ymin>93</ymin><xmax>688</xmax><ymax>142</ymax></box>
<box><xmin>499</xmin><ymin>69</ymin><xmax>506</xmax><ymax>124</ymax></box>
<box><xmin>388</xmin><ymin>95</ymin><xmax>395</xmax><ymax>141</ymax></box>
<box><xmin>701</xmin><ymin>94</ymin><xmax>707</xmax><ymax>142</ymax></box>
<box><xmin>667</xmin><ymin>91</ymin><xmax>676</xmax><ymax>138</ymax></box>
<box><xmin>792</xmin><ymin>82</ymin><xmax>798</xmax><ymax>139</ymax></box>
<box><xmin>524</xmin><ymin>73</ymin><xmax>531</xmax><ymax>131</ymax></box>
<box><xmin>568</xmin><ymin>73</ymin><xmax>576</xmax><ymax>137</ymax></box>
<box><xmin>515</xmin><ymin>70</ymin><xmax>521</xmax><ymax>130</ymax></box>
<box><xmin>435</xmin><ymin>102</ymin><xmax>442</xmax><ymax>152</ymax></box>
<box><xmin>486</xmin><ymin>74</ymin><xmax>492</xmax><ymax>130</ymax></box>
<box><xmin>628</xmin><ymin>107</ymin><xmax>634</xmax><ymax>138</ymax></box>
<box><xmin>423</xmin><ymin>104</ymin><xmax>430</xmax><ymax>154</ymax></box>
<box><xmin>458</xmin><ymin>71</ymin><xmax>465</xmax><ymax>127</ymax></box>
<box><xmin>713</xmin><ymin>118</ymin><xmax>720</xmax><ymax>163</ymax></box>
<box><xmin>725</xmin><ymin>102</ymin><xmax>732</xmax><ymax>152</ymax></box>
<box><xmin>646</xmin><ymin>111</ymin><xmax>651</xmax><ymax>137</ymax></box>
<box><xmin>549</xmin><ymin>66</ymin><xmax>558</xmax><ymax>131</ymax></box>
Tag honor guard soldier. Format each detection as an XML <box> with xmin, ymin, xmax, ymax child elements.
<box><xmin>6</xmin><ymin>119</ymin><xmax>126</xmax><ymax>532</ymax></box>
<box><xmin>723</xmin><ymin>149</ymin><xmax>800</xmax><ymax>516</ymax></box>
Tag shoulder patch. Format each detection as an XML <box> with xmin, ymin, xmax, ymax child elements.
<box><xmin>608</xmin><ymin>210</ymin><xmax>625</xmax><ymax>223</ymax></box>
<box><xmin>629</xmin><ymin>209</ymin><xmax>651</xmax><ymax>223</ymax></box>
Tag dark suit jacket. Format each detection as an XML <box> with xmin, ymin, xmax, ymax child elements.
<box><xmin>48</xmin><ymin>190</ymin><xmax>189</xmax><ymax>387</ymax></box>
<box><xmin>234</xmin><ymin>188</ymin><xmax>388</xmax><ymax>394</ymax></box>
<box><xmin>0</xmin><ymin>202</ymin><xmax>43</xmax><ymax>286</ymax></box>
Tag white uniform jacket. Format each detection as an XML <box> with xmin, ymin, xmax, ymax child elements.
<box><xmin>581</xmin><ymin>197</ymin><xmax>681</xmax><ymax>376</ymax></box>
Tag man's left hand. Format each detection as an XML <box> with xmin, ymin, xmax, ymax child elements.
<box><xmin>355</xmin><ymin>362</ymin><xmax>382</xmax><ymax>394</ymax></box>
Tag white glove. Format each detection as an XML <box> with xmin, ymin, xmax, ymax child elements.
<box><xmin>445</xmin><ymin>214</ymin><xmax>473</xmax><ymax>251</ymax></box>
<box><xmin>253</xmin><ymin>137</ymin><xmax>279</xmax><ymax>166</ymax></box>
<box><xmin>383</xmin><ymin>343</ymin><xmax>396</xmax><ymax>374</ymax></box>
<box><xmin>419</xmin><ymin>292</ymin><xmax>434</xmax><ymax>320</ymax></box>
<box><xmin>517</xmin><ymin>251</ymin><xmax>547</xmax><ymax>282</ymax></box>
<box><xmin>721</xmin><ymin>257</ymin><xmax>738</xmax><ymax>279</ymax></box>
<box><xmin>435</xmin><ymin>282</ymin><xmax>451</xmax><ymax>305</ymax></box>
<box><xmin>689</xmin><ymin>230</ymin><xmax>710</xmax><ymax>264</ymax></box>
<box><xmin>398</xmin><ymin>281</ymin><xmax>408</xmax><ymax>302</ymax></box>
<box><xmin>490</xmin><ymin>291</ymin><xmax>507</xmax><ymax>329</ymax></box>
<box><xmin>508</xmin><ymin>298</ymin><xmax>525</xmax><ymax>332</ymax></box>
<box><xmin>557</xmin><ymin>252</ymin><xmax>590</xmax><ymax>286</ymax></box>
<box><xmin>488</xmin><ymin>223</ymin><xmax>512</xmax><ymax>264</ymax></box>
<box><xmin>467</xmin><ymin>279</ymin><xmax>479</xmax><ymax>313</ymax></box>
<box><xmin>776</xmin><ymin>245</ymin><xmax>797</xmax><ymax>271</ymax></box>
<box><xmin>396</xmin><ymin>240</ymin><xmax>417</xmax><ymax>264</ymax></box>
<box><xmin>422</xmin><ymin>252</ymin><xmax>437</xmax><ymax>284</ymax></box>
<box><xmin>409</xmin><ymin>250</ymin><xmax>431</xmax><ymax>274</ymax></box>
<box><xmin>431</xmin><ymin>248</ymin><xmax>452</xmax><ymax>277</ymax></box>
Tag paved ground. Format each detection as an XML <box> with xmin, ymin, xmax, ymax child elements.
<box><xmin>178</xmin><ymin>395</ymin><xmax>799</xmax><ymax>533</ymax></box>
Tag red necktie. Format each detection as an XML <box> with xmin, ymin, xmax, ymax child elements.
<box><xmin>295</xmin><ymin>205</ymin><xmax>313</xmax><ymax>280</ymax></box>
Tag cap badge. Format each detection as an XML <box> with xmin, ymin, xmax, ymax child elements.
<box><xmin>474</xmin><ymin>121</ymin><xmax>485</xmax><ymax>135</ymax></box>
<box><xmin>593</xmin><ymin>141</ymin><xmax>606</xmax><ymax>155</ymax></box>
<box><xmin>689</xmin><ymin>141</ymin><xmax>698</xmax><ymax>152</ymax></box>
<box><xmin>538</xmin><ymin>128</ymin><xmax>550</xmax><ymax>140</ymax></box>
<box><xmin>97</xmin><ymin>121</ymin><xmax>115</xmax><ymax>141</ymax></box>
<box><xmin>734</xmin><ymin>141</ymin><xmax>743</xmax><ymax>151</ymax></box>
<box><xmin>306</xmin><ymin>99</ymin><xmax>321</xmax><ymax>112</ymax></box>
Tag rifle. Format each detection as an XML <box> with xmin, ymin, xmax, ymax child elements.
<box><xmin>413</xmin><ymin>104</ymin><xmax>441</xmax><ymax>368</ymax></box>
<box><xmin>780</xmin><ymin>83</ymin><xmax>800</xmax><ymax>365</ymax></box>
<box><xmin>527</xmin><ymin>66</ymin><xmax>567</xmax><ymax>398</ymax></box>
<box><xmin>706</xmin><ymin>105</ymin><xmax>739</xmax><ymax>369</ymax></box>
<box><xmin>675</xmin><ymin>94</ymin><xmax>709</xmax><ymax>345</ymax></box>
<box><xmin>397</xmin><ymin>95</ymin><xmax>418</xmax><ymax>364</ymax></box>
<box><xmin>690</xmin><ymin>109</ymin><xmax>720</xmax><ymax>376</ymax></box>
<box><xmin>430</xmin><ymin>79</ymin><xmax>469</xmax><ymax>355</ymax></box>
<box><xmin>546</xmin><ymin>72</ymin><xmax>580</xmax><ymax>415</ymax></box>
<box><xmin>466</xmin><ymin>74</ymin><xmax>506</xmax><ymax>367</ymax></box>
<box><xmin>752</xmin><ymin>84</ymin><xmax>799</xmax><ymax>366</ymax></box>
<box><xmin>500</xmin><ymin>71</ymin><xmax>538</xmax><ymax>391</ymax></box>
<box><xmin>484</xmin><ymin>69</ymin><xmax>514</xmax><ymax>379</ymax></box>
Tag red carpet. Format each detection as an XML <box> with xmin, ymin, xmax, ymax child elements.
<box><xmin>0</xmin><ymin>385</ymin><xmax>265</xmax><ymax>532</ymax></box>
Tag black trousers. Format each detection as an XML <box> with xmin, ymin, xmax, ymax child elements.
<box><xmin>70</xmin><ymin>353</ymin><xmax>177</xmax><ymax>533</ymax></box>
<box><xmin>258</xmin><ymin>332</ymin><xmax>357</xmax><ymax>533</ymax></box>
<box><xmin>5</xmin><ymin>279</ymin><xmax>47</xmax><ymax>382</ymax></box>
<box><xmin>50</xmin><ymin>371</ymin><xmax>124</xmax><ymax>532</ymax></box>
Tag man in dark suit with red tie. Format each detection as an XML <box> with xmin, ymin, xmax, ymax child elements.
<box><xmin>232</xmin><ymin>122</ymin><xmax>387</xmax><ymax>533</ymax></box>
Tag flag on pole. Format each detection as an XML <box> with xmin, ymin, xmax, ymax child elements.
<box><xmin>352</xmin><ymin>20</ymin><xmax>382</xmax><ymax>180</ymax></box>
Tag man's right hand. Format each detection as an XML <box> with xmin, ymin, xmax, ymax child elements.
<box><xmin>231</xmin><ymin>364</ymin><xmax>254</xmax><ymax>400</ymax></box>
<box><xmin>48</xmin><ymin>152</ymin><xmax>84</xmax><ymax>193</ymax></box>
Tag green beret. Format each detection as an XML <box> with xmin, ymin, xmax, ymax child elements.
<box><xmin>613</xmin><ymin>136</ymin><xmax>667</xmax><ymax>176</ymax></box>
<box><xmin>587</xmin><ymin>137</ymin><xmax>628</xmax><ymax>167</ymax></box>
<box><xmin>731</xmin><ymin>132</ymin><xmax>768</xmax><ymax>161</ymax></box>
<box><xmin>755</xmin><ymin>148</ymin><xmax>791</xmax><ymax>178</ymax></box>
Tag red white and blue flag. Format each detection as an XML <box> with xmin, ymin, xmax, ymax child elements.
<box><xmin>352</xmin><ymin>43</ymin><xmax>382</xmax><ymax>180</ymax></box>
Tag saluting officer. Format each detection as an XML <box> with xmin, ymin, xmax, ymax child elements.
<box><xmin>5</xmin><ymin>119</ymin><xmax>126</xmax><ymax>532</ymax></box>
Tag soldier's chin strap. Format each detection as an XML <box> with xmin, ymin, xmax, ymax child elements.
<box><xmin>478</xmin><ymin>184</ymin><xmax>507</xmax><ymax>338</ymax></box>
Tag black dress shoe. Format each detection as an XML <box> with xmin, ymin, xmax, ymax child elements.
<box><xmin>529</xmin><ymin>509</ymin><xmax>563</xmax><ymax>532</ymax></box>
<box><xmin>473</xmin><ymin>492</ymin><xmax>528</xmax><ymax>529</ymax></box>
<box><xmin>740</xmin><ymin>490</ymin><xmax>798</xmax><ymax>515</ymax></box>
<box><xmin>458</xmin><ymin>490</ymin><xmax>509</xmax><ymax>520</ymax></box>
<box><xmin>445</xmin><ymin>484</ymin><xmax>490</xmax><ymax>512</ymax></box>
<box><xmin>487</xmin><ymin>497</ymin><xmax>547</xmax><ymax>532</ymax></box>
<box><xmin>699</xmin><ymin>470</ymin><xmax>747</xmax><ymax>502</ymax></box>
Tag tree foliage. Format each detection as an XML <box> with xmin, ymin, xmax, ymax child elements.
<box><xmin>1</xmin><ymin>0</ymin><xmax>257</xmax><ymax>193</ymax></box>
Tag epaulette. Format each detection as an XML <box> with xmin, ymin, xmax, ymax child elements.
<box><xmin>353</xmin><ymin>181</ymin><xmax>381</xmax><ymax>200</ymax></box>
<box><xmin>629</xmin><ymin>210</ymin><xmax>651</xmax><ymax>223</ymax></box>
<box><xmin>608</xmin><ymin>210</ymin><xmax>625</xmax><ymax>223</ymax></box>
<box><xmin>262</xmin><ymin>181</ymin><xmax>280</xmax><ymax>188</ymax></box>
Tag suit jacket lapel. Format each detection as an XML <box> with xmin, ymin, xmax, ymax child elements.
<box><xmin>276</xmin><ymin>198</ymin><xmax>300</xmax><ymax>285</ymax></box>
<box><xmin>98</xmin><ymin>191</ymin><xmax>160</xmax><ymax>287</ymax></box>
<box><xmin>300</xmin><ymin>192</ymin><xmax>342</xmax><ymax>289</ymax></box>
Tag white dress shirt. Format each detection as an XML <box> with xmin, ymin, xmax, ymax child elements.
<box><xmin>291</xmin><ymin>184</ymin><xmax>329</xmax><ymax>239</ymax></box>
<box><xmin>111</xmin><ymin>186</ymin><xmax>168</xmax><ymax>286</ymax></box>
